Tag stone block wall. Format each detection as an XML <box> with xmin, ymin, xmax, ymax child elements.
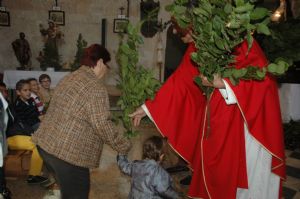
<box><xmin>0</xmin><ymin>0</ymin><xmax>172</xmax><ymax>84</ymax></box>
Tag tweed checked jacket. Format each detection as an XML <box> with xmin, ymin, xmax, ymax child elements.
<box><xmin>32</xmin><ymin>66</ymin><xmax>131</xmax><ymax>168</ymax></box>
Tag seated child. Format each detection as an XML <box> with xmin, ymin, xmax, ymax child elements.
<box><xmin>117</xmin><ymin>136</ymin><xmax>179</xmax><ymax>199</ymax></box>
<box><xmin>38</xmin><ymin>74</ymin><xmax>53</xmax><ymax>110</ymax></box>
<box><xmin>14</xmin><ymin>79</ymin><xmax>40</xmax><ymax>131</ymax></box>
<box><xmin>27</xmin><ymin>78</ymin><xmax>45</xmax><ymax>115</ymax></box>
<box><xmin>6</xmin><ymin>79</ymin><xmax>49</xmax><ymax>185</ymax></box>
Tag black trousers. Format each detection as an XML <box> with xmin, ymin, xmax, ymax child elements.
<box><xmin>0</xmin><ymin>166</ymin><xmax>6</xmax><ymax>192</ymax></box>
<box><xmin>37</xmin><ymin>146</ymin><xmax>90</xmax><ymax>199</ymax></box>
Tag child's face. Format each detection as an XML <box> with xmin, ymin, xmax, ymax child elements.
<box><xmin>40</xmin><ymin>78</ymin><xmax>51</xmax><ymax>89</ymax></box>
<box><xmin>16</xmin><ymin>83</ymin><xmax>31</xmax><ymax>101</ymax></box>
<box><xmin>29</xmin><ymin>80</ymin><xmax>39</xmax><ymax>93</ymax></box>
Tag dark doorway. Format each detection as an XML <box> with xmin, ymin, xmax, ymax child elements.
<box><xmin>164</xmin><ymin>26</ymin><xmax>188</xmax><ymax>81</ymax></box>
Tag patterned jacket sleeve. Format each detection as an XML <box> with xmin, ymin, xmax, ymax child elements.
<box><xmin>86</xmin><ymin>86</ymin><xmax>131</xmax><ymax>155</ymax></box>
<box><xmin>117</xmin><ymin>155</ymin><xmax>133</xmax><ymax>176</ymax></box>
<box><xmin>153</xmin><ymin>167</ymin><xmax>179</xmax><ymax>199</ymax></box>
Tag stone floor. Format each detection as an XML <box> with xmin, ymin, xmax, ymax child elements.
<box><xmin>5</xmin><ymin>125</ymin><xmax>189</xmax><ymax>199</ymax></box>
<box><xmin>4</xmin><ymin>123</ymin><xmax>300</xmax><ymax>199</ymax></box>
<box><xmin>283</xmin><ymin>150</ymin><xmax>300</xmax><ymax>199</ymax></box>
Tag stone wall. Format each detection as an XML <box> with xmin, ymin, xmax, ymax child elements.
<box><xmin>0</xmin><ymin>0</ymin><xmax>172</xmax><ymax>84</ymax></box>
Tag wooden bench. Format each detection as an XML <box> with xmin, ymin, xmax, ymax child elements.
<box><xmin>4</xmin><ymin>149</ymin><xmax>31</xmax><ymax>177</ymax></box>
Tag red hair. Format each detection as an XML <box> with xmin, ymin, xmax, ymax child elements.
<box><xmin>80</xmin><ymin>44</ymin><xmax>111</xmax><ymax>68</ymax></box>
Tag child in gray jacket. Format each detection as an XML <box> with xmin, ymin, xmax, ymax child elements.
<box><xmin>117</xmin><ymin>136</ymin><xmax>179</xmax><ymax>199</ymax></box>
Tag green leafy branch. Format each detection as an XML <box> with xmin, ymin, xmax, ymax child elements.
<box><xmin>166</xmin><ymin>0</ymin><xmax>291</xmax><ymax>96</ymax></box>
<box><xmin>116</xmin><ymin>22</ymin><xmax>161</xmax><ymax>138</ymax></box>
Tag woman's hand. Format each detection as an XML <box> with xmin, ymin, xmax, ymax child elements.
<box><xmin>199</xmin><ymin>73</ymin><xmax>225</xmax><ymax>89</ymax></box>
<box><xmin>128</xmin><ymin>107</ymin><xmax>146</xmax><ymax>127</ymax></box>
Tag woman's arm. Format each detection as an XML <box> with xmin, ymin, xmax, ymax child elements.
<box><xmin>87</xmin><ymin>87</ymin><xmax>131</xmax><ymax>155</ymax></box>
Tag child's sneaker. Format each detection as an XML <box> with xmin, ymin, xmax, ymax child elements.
<box><xmin>27</xmin><ymin>175</ymin><xmax>49</xmax><ymax>185</ymax></box>
<box><xmin>0</xmin><ymin>187</ymin><xmax>12</xmax><ymax>199</ymax></box>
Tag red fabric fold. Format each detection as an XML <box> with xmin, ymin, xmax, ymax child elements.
<box><xmin>145</xmin><ymin>43</ymin><xmax>206</xmax><ymax>166</ymax></box>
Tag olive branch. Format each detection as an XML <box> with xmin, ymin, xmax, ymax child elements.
<box><xmin>166</xmin><ymin>0</ymin><xmax>291</xmax><ymax>96</ymax></box>
<box><xmin>116</xmin><ymin>22</ymin><xmax>161</xmax><ymax>138</ymax></box>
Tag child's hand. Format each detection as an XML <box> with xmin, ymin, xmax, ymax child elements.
<box><xmin>116</xmin><ymin>154</ymin><xmax>126</xmax><ymax>162</ymax></box>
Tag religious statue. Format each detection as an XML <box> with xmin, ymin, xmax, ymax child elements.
<box><xmin>38</xmin><ymin>20</ymin><xmax>63</xmax><ymax>71</ymax></box>
<box><xmin>11</xmin><ymin>32</ymin><xmax>32</xmax><ymax>70</ymax></box>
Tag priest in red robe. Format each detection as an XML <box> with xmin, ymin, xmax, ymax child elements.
<box><xmin>130</xmin><ymin>30</ymin><xmax>286</xmax><ymax>198</ymax></box>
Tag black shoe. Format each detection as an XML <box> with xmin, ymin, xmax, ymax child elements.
<box><xmin>41</xmin><ymin>177</ymin><xmax>56</xmax><ymax>188</ymax></box>
<box><xmin>1</xmin><ymin>187</ymin><xmax>12</xmax><ymax>199</ymax></box>
<box><xmin>180</xmin><ymin>175</ymin><xmax>192</xmax><ymax>185</ymax></box>
<box><xmin>166</xmin><ymin>165</ymin><xmax>190</xmax><ymax>173</ymax></box>
<box><xmin>27</xmin><ymin>175</ymin><xmax>49</xmax><ymax>185</ymax></box>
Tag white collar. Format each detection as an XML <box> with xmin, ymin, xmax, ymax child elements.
<box><xmin>0</xmin><ymin>93</ymin><xmax>8</xmax><ymax>110</ymax></box>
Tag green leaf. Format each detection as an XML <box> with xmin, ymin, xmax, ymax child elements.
<box><xmin>176</xmin><ymin>19</ymin><xmax>189</xmax><ymax>28</ymax></box>
<box><xmin>250</xmin><ymin>7</ymin><xmax>269</xmax><ymax>20</ymax></box>
<box><xmin>229</xmin><ymin>76</ymin><xmax>237</xmax><ymax>85</ymax></box>
<box><xmin>239</xmin><ymin>68</ymin><xmax>248</xmax><ymax>77</ymax></box>
<box><xmin>191</xmin><ymin>52</ymin><xmax>198</xmax><ymax>63</ymax></box>
<box><xmin>174</xmin><ymin>6</ymin><xmax>187</xmax><ymax>14</ymax></box>
<box><xmin>256</xmin><ymin>69</ymin><xmax>266</xmax><ymax>79</ymax></box>
<box><xmin>120</xmin><ymin>44</ymin><xmax>131</xmax><ymax>55</ymax></box>
<box><xmin>256</xmin><ymin>23</ymin><xmax>271</xmax><ymax>35</ymax></box>
<box><xmin>201</xmin><ymin>1</ymin><xmax>212</xmax><ymax>14</ymax></box>
<box><xmin>213</xmin><ymin>17</ymin><xmax>222</xmax><ymax>32</ymax></box>
<box><xmin>127</xmin><ymin>23</ymin><xmax>134</xmax><ymax>35</ymax></box>
<box><xmin>223</xmin><ymin>68</ymin><xmax>233</xmax><ymax>78</ymax></box>
<box><xmin>235</xmin><ymin>0</ymin><xmax>245</xmax><ymax>7</ymax></box>
<box><xmin>233</xmin><ymin>69</ymin><xmax>243</xmax><ymax>78</ymax></box>
<box><xmin>224</xmin><ymin>3</ymin><xmax>233</xmax><ymax>14</ymax></box>
<box><xmin>237</xmin><ymin>13</ymin><xmax>251</xmax><ymax>24</ymax></box>
<box><xmin>194</xmin><ymin>8</ymin><xmax>210</xmax><ymax>18</ymax></box>
<box><xmin>214</xmin><ymin>35</ymin><xmax>226</xmax><ymax>50</ymax></box>
<box><xmin>235</xmin><ymin>3</ymin><xmax>254</xmax><ymax>13</ymax></box>
<box><xmin>165</xmin><ymin>4</ymin><xmax>174</xmax><ymax>12</ymax></box>
<box><xmin>267</xmin><ymin>63</ymin><xmax>277</xmax><ymax>73</ymax></box>
<box><xmin>194</xmin><ymin>76</ymin><xmax>202</xmax><ymax>87</ymax></box>
<box><xmin>246</xmin><ymin>33</ymin><xmax>254</xmax><ymax>53</ymax></box>
<box><xmin>276</xmin><ymin>64</ymin><xmax>286</xmax><ymax>74</ymax></box>
<box><xmin>120</xmin><ymin>54</ymin><xmax>128</xmax><ymax>67</ymax></box>
<box><xmin>227</xmin><ymin>19</ymin><xmax>241</xmax><ymax>29</ymax></box>
<box><xmin>204</xmin><ymin>22</ymin><xmax>213</xmax><ymax>33</ymax></box>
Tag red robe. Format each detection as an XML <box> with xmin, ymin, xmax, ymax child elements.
<box><xmin>145</xmin><ymin>40</ymin><xmax>286</xmax><ymax>198</ymax></box>
<box><xmin>145</xmin><ymin>43</ymin><xmax>206</xmax><ymax>169</ymax></box>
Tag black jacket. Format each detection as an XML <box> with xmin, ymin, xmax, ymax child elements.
<box><xmin>6</xmin><ymin>98</ymin><xmax>38</xmax><ymax>137</ymax></box>
<box><xmin>14</xmin><ymin>97</ymin><xmax>40</xmax><ymax>127</ymax></box>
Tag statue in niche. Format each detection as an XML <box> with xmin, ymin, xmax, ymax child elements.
<box><xmin>11</xmin><ymin>32</ymin><xmax>32</xmax><ymax>70</ymax></box>
<box><xmin>38</xmin><ymin>20</ymin><xmax>64</xmax><ymax>71</ymax></box>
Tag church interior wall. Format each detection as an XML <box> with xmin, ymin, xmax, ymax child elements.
<box><xmin>0</xmin><ymin>0</ymin><xmax>173</xmax><ymax>85</ymax></box>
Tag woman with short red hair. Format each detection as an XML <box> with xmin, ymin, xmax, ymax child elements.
<box><xmin>33</xmin><ymin>44</ymin><xmax>131</xmax><ymax>199</ymax></box>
